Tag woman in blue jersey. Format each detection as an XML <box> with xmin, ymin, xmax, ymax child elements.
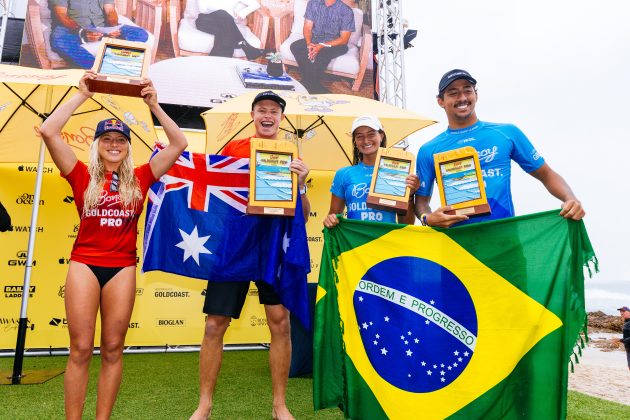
<box><xmin>323</xmin><ymin>115</ymin><xmax>419</xmax><ymax>228</ymax></box>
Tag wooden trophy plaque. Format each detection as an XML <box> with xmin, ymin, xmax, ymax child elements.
<box><xmin>366</xmin><ymin>147</ymin><xmax>415</xmax><ymax>215</ymax></box>
<box><xmin>246</xmin><ymin>138</ymin><xmax>298</xmax><ymax>216</ymax></box>
<box><xmin>433</xmin><ymin>146</ymin><xmax>491</xmax><ymax>216</ymax></box>
<box><xmin>87</xmin><ymin>38</ymin><xmax>149</xmax><ymax>97</ymax></box>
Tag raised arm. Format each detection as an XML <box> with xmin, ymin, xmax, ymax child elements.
<box><xmin>140</xmin><ymin>80</ymin><xmax>188</xmax><ymax>179</ymax></box>
<box><xmin>529</xmin><ymin>163</ymin><xmax>585</xmax><ymax>220</ymax></box>
<box><xmin>38</xmin><ymin>72</ymin><xmax>98</xmax><ymax>176</ymax></box>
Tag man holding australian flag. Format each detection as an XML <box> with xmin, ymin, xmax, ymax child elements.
<box><xmin>143</xmin><ymin>91</ymin><xmax>310</xmax><ymax>420</ymax></box>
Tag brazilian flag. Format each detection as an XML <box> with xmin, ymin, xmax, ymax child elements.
<box><xmin>313</xmin><ymin>210</ymin><xmax>596</xmax><ymax>419</ymax></box>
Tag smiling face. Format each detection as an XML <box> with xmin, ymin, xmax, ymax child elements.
<box><xmin>251</xmin><ymin>100</ymin><xmax>284</xmax><ymax>139</ymax></box>
<box><xmin>353</xmin><ymin>126</ymin><xmax>385</xmax><ymax>162</ymax></box>
<box><xmin>437</xmin><ymin>79</ymin><xmax>478</xmax><ymax>129</ymax></box>
<box><xmin>97</xmin><ymin>132</ymin><xmax>129</xmax><ymax>169</ymax></box>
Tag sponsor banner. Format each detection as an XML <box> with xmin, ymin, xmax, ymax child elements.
<box><xmin>0</xmin><ymin>165</ymin><xmax>334</xmax><ymax>348</ymax></box>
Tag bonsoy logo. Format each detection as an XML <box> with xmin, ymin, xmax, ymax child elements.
<box><xmin>63</xmin><ymin>196</ymin><xmax>74</xmax><ymax>204</ymax></box>
<box><xmin>156</xmin><ymin>319</ymin><xmax>186</xmax><ymax>327</ymax></box>
<box><xmin>8</xmin><ymin>250</ymin><xmax>36</xmax><ymax>267</ymax></box>
<box><xmin>58</xmin><ymin>256</ymin><xmax>70</xmax><ymax>265</ymax></box>
<box><xmin>16</xmin><ymin>193</ymin><xmax>44</xmax><ymax>206</ymax></box>
<box><xmin>58</xmin><ymin>285</ymin><xmax>65</xmax><ymax>298</ymax></box>
<box><xmin>4</xmin><ymin>285</ymin><xmax>36</xmax><ymax>298</ymax></box>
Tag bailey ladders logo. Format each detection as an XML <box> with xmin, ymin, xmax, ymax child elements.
<box><xmin>4</xmin><ymin>285</ymin><xmax>36</xmax><ymax>298</ymax></box>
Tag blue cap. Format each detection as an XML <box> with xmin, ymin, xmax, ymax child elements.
<box><xmin>618</xmin><ymin>306</ymin><xmax>630</xmax><ymax>312</ymax></box>
<box><xmin>438</xmin><ymin>69</ymin><xmax>477</xmax><ymax>95</ymax></box>
<box><xmin>94</xmin><ymin>118</ymin><xmax>131</xmax><ymax>142</ymax></box>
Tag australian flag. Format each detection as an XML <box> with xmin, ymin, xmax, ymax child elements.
<box><xmin>143</xmin><ymin>149</ymin><xmax>311</xmax><ymax>328</ymax></box>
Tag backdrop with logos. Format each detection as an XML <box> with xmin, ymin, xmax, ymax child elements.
<box><xmin>0</xmin><ymin>161</ymin><xmax>333</xmax><ymax>349</ymax></box>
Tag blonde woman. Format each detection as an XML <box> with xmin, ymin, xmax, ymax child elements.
<box><xmin>39</xmin><ymin>71</ymin><xmax>187</xmax><ymax>420</ymax></box>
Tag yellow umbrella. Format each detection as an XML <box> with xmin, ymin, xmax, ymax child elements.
<box><xmin>0</xmin><ymin>64</ymin><xmax>156</xmax><ymax>384</ymax></box>
<box><xmin>0</xmin><ymin>65</ymin><xmax>155</xmax><ymax>163</ymax></box>
<box><xmin>202</xmin><ymin>92</ymin><xmax>436</xmax><ymax>170</ymax></box>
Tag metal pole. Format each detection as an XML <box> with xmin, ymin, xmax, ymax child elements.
<box><xmin>11</xmin><ymin>86</ymin><xmax>52</xmax><ymax>384</ymax></box>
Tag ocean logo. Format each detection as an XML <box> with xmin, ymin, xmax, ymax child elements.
<box><xmin>354</xmin><ymin>257</ymin><xmax>476</xmax><ymax>392</ymax></box>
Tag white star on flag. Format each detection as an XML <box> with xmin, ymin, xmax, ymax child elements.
<box><xmin>282</xmin><ymin>232</ymin><xmax>290</xmax><ymax>253</ymax></box>
<box><xmin>381</xmin><ymin>347</ymin><xmax>388</xmax><ymax>355</ymax></box>
<box><xmin>406</xmin><ymin>349</ymin><xmax>413</xmax><ymax>357</ymax></box>
<box><xmin>175</xmin><ymin>226</ymin><xmax>212</xmax><ymax>265</ymax></box>
<box><xmin>384</xmin><ymin>316</ymin><xmax>390</xmax><ymax>322</ymax></box>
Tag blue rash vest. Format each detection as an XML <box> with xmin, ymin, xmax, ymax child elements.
<box><xmin>331</xmin><ymin>162</ymin><xmax>398</xmax><ymax>224</ymax></box>
<box><xmin>416</xmin><ymin>120</ymin><xmax>545</xmax><ymax>226</ymax></box>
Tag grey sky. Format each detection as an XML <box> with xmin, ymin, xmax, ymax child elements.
<box><xmin>402</xmin><ymin>0</ymin><xmax>630</xmax><ymax>313</ymax></box>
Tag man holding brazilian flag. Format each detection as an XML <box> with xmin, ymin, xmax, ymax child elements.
<box><xmin>313</xmin><ymin>212</ymin><xmax>596</xmax><ymax>419</ymax></box>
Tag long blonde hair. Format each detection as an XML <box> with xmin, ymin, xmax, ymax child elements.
<box><xmin>83</xmin><ymin>138</ymin><xmax>142</xmax><ymax>213</ymax></box>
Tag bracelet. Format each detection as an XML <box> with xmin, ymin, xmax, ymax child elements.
<box><xmin>420</xmin><ymin>213</ymin><xmax>428</xmax><ymax>226</ymax></box>
<box><xmin>319</xmin><ymin>42</ymin><xmax>332</xmax><ymax>48</ymax></box>
<box><xmin>299</xmin><ymin>184</ymin><xmax>307</xmax><ymax>195</ymax></box>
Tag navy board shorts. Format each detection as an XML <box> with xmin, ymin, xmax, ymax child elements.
<box><xmin>203</xmin><ymin>281</ymin><xmax>282</xmax><ymax>319</ymax></box>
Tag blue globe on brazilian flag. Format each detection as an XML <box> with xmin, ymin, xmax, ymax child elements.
<box><xmin>314</xmin><ymin>210</ymin><xmax>596</xmax><ymax>420</ymax></box>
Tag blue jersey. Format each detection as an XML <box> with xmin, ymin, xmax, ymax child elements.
<box><xmin>416</xmin><ymin>121</ymin><xmax>544</xmax><ymax>226</ymax></box>
<box><xmin>331</xmin><ymin>162</ymin><xmax>397</xmax><ymax>224</ymax></box>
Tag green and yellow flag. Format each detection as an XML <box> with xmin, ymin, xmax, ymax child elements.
<box><xmin>314</xmin><ymin>211</ymin><xmax>596</xmax><ymax>419</ymax></box>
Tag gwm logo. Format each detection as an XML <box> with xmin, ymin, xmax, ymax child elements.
<box><xmin>8</xmin><ymin>250</ymin><xmax>36</xmax><ymax>267</ymax></box>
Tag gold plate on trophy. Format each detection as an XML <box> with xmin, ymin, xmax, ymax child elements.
<box><xmin>433</xmin><ymin>146</ymin><xmax>490</xmax><ymax>216</ymax></box>
<box><xmin>87</xmin><ymin>38</ymin><xmax>149</xmax><ymax>97</ymax></box>
<box><xmin>247</xmin><ymin>138</ymin><xmax>297</xmax><ymax>216</ymax></box>
<box><xmin>367</xmin><ymin>147</ymin><xmax>415</xmax><ymax>215</ymax></box>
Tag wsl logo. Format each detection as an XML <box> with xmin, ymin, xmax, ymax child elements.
<box><xmin>354</xmin><ymin>257</ymin><xmax>477</xmax><ymax>393</ymax></box>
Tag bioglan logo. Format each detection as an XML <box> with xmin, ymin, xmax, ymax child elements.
<box><xmin>155</xmin><ymin>319</ymin><xmax>186</xmax><ymax>327</ymax></box>
<box><xmin>154</xmin><ymin>288</ymin><xmax>190</xmax><ymax>298</ymax></box>
<box><xmin>18</xmin><ymin>165</ymin><xmax>53</xmax><ymax>173</ymax></box>
<box><xmin>0</xmin><ymin>318</ymin><xmax>35</xmax><ymax>332</ymax></box>
<box><xmin>49</xmin><ymin>317</ymin><xmax>68</xmax><ymax>327</ymax></box>
<box><xmin>16</xmin><ymin>193</ymin><xmax>44</xmax><ymax>206</ymax></box>
<box><xmin>8</xmin><ymin>250</ymin><xmax>36</xmax><ymax>267</ymax></box>
<box><xmin>4</xmin><ymin>285</ymin><xmax>36</xmax><ymax>298</ymax></box>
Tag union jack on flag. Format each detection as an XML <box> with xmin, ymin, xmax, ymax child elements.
<box><xmin>142</xmin><ymin>148</ymin><xmax>311</xmax><ymax>328</ymax></box>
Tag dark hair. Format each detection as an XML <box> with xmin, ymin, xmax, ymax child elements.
<box><xmin>352</xmin><ymin>130</ymin><xmax>387</xmax><ymax>165</ymax></box>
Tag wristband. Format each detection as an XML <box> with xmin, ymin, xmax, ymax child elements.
<box><xmin>420</xmin><ymin>213</ymin><xmax>428</xmax><ymax>226</ymax></box>
<box><xmin>319</xmin><ymin>42</ymin><xmax>332</xmax><ymax>48</ymax></box>
<box><xmin>299</xmin><ymin>184</ymin><xmax>307</xmax><ymax>195</ymax></box>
